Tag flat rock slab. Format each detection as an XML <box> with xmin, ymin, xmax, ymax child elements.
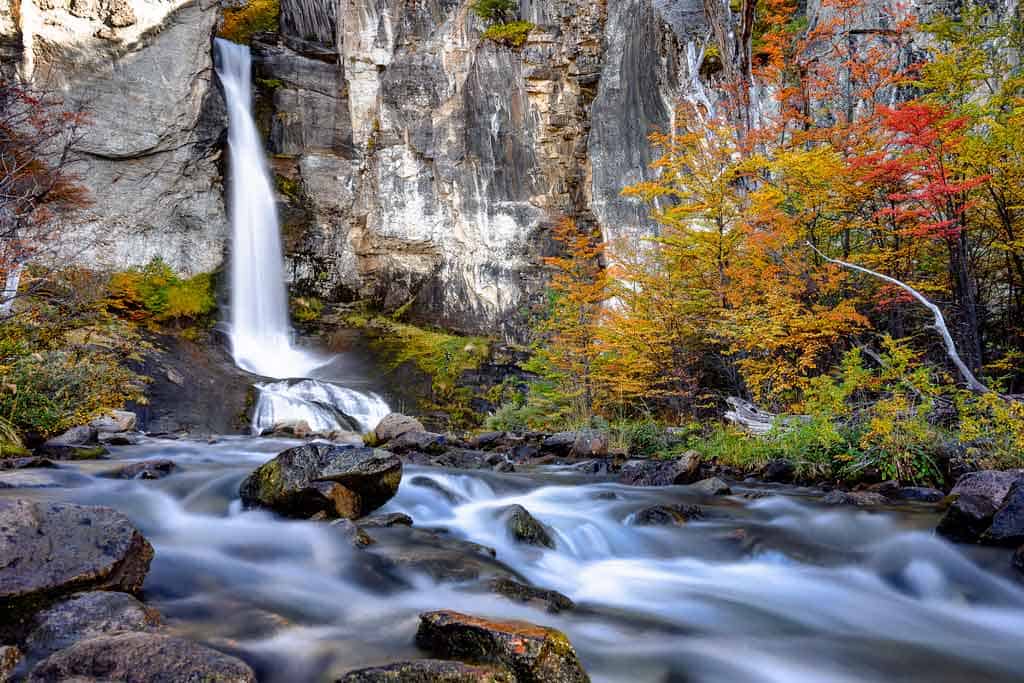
<box><xmin>0</xmin><ymin>500</ymin><xmax>153</xmax><ymax>638</ymax></box>
<box><xmin>338</xmin><ymin>659</ymin><xmax>514</xmax><ymax>682</ymax></box>
<box><xmin>416</xmin><ymin>610</ymin><xmax>589</xmax><ymax>683</ymax></box>
<box><xmin>25</xmin><ymin>591</ymin><xmax>161</xmax><ymax>662</ymax></box>
<box><xmin>28</xmin><ymin>632</ymin><xmax>255</xmax><ymax>682</ymax></box>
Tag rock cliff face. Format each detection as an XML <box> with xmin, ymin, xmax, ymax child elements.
<box><xmin>255</xmin><ymin>0</ymin><xmax>706</xmax><ymax>337</ymax></box>
<box><xmin>2</xmin><ymin>0</ymin><xmax>227</xmax><ymax>275</ymax></box>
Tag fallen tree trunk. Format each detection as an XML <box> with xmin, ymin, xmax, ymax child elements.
<box><xmin>807</xmin><ymin>242</ymin><xmax>993</xmax><ymax>395</ymax></box>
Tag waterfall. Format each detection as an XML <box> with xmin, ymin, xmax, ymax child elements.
<box><xmin>215</xmin><ymin>39</ymin><xmax>324</xmax><ymax>380</ymax></box>
<box><xmin>215</xmin><ymin>39</ymin><xmax>391</xmax><ymax>434</ymax></box>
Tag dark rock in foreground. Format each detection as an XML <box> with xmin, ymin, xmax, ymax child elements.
<box><xmin>24</xmin><ymin>591</ymin><xmax>161</xmax><ymax>662</ymax></box>
<box><xmin>0</xmin><ymin>457</ymin><xmax>55</xmax><ymax>471</ymax></box>
<box><xmin>761</xmin><ymin>459</ymin><xmax>795</xmax><ymax>483</ymax></box>
<box><xmin>416</xmin><ymin>610</ymin><xmax>589</xmax><ymax>683</ymax></box>
<box><xmin>239</xmin><ymin>444</ymin><xmax>401</xmax><ymax>520</ymax></box>
<box><xmin>937</xmin><ymin>470</ymin><xmax>1024</xmax><ymax>542</ymax></box>
<box><xmin>360</xmin><ymin>512</ymin><xmax>414</xmax><ymax>528</ymax></box>
<box><xmin>36</xmin><ymin>426</ymin><xmax>109</xmax><ymax>461</ymax></box>
<box><xmin>500</xmin><ymin>505</ymin><xmax>555</xmax><ymax>549</ymax></box>
<box><xmin>487</xmin><ymin>578</ymin><xmax>575</xmax><ymax>614</ymax></box>
<box><xmin>105</xmin><ymin>458</ymin><xmax>177</xmax><ymax>480</ymax></box>
<box><xmin>981</xmin><ymin>481</ymin><xmax>1024</xmax><ymax>546</ymax></box>
<box><xmin>0</xmin><ymin>500</ymin><xmax>153</xmax><ymax>639</ymax></box>
<box><xmin>27</xmin><ymin>633</ymin><xmax>255</xmax><ymax>682</ymax></box>
<box><xmin>691</xmin><ymin>477</ymin><xmax>731</xmax><ymax>496</ymax></box>
<box><xmin>822</xmin><ymin>490</ymin><xmax>888</xmax><ymax>507</ymax></box>
<box><xmin>338</xmin><ymin>659</ymin><xmax>514</xmax><ymax>682</ymax></box>
<box><xmin>618</xmin><ymin>451</ymin><xmax>701</xmax><ymax>487</ymax></box>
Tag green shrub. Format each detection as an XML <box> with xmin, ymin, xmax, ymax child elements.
<box><xmin>292</xmin><ymin>296</ymin><xmax>323</xmax><ymax>323</ymax></box>
<box><xmin>107</xmin><ymin>258</ymin><xmax>216</xmax><ymax>324</ymax></box>
<box><xmin>218</xmin><ymin>0</ymin><xmax>279</xmax><ymax>44</ymax></box>
<box><xmin>471</xmin><ymin>0</ymin><xmax>517</xmax><ymax>23</ymax></box>
<box><xmin>482</xmin><ymin>21</ymin><xmax>535</xmax><ymax>47</ymax></box>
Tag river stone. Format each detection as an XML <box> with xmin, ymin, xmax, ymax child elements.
<box><xmin>416</xmin><ymin>610</ymin><xmax>589</xmax><ymax>683</ymax></box>
<box><xmin>0</xmin><ymin>501</ymin><xmax>153</xmax><ymax>639</ymax></box>
<box><xmin>359</xmin><ymin>512</ymin><xmax>413</xmax><ymax>528</ymax></box>
<box><xmin>822</xmin><ymin>490</ymin><xmax>889</xmax><ymax>507</ymax></box>
<box><xmin>761</xmin><ymin>458</ymin><xmax>795</xmax><ymax>483</ymax></box>
<box><xmin>338</xmin><ymin>659</ymin><xmax>515</xmax><ymax>682</ymax></box>
<box><xmin>500</xmin><ymin>505</ymin><xmax>555</xmax><ymax>549</ymax></box>
<box><xmin>487</xmin><ymin>578</ymin><xmax>575</xmax><ymax>614</ymax></box>
<box><xmin>373</xmin><ymin>413</ymin><xmax>425</xmax><ymax>444</ymax></box>
<box><xmin>0</xmin><ymin>457</ymin><xmax>55</xmax><ymax>470</ymax></box>
<box><xmin>37</xmin><ymin>426</ymin><xmax>109</xmax><ymax>461</ymax></box>
<box><xmin>618</xmin><ymin>451</ymin><xmax>701</xmax><ymax>487</ymax></box>
<box><xmin>105</xmin><ymin>458</ymin><xmax>177</xmax><ymax>480</ymax></box>
<box><xmin>330</xmin><ymin>519</ymin><xmax>375</xmax><ymax>548</ymax></box>
<box><xmin>894</xmin><ymin>486</ymin><xmax>945</xmax><ymax>503</ymax></box>
<box><xmin>387</xmin><ymin>431</ymin><xmax>447</xmax><ymax>455</ymax></box>
<box><xmin>571</xmin><ymin>431</ymin><xmax>608</xmax><ymax>458</ymax></box>
<box><xmin>89</xmin><ymin>410</ymin><xmax>137</xmax><ymax>434</ymax></box>
<box><xmin>634</xmin><ymin>504</ymin><xmax>704</xmax><ymax>526</ymax></box>
<box><xmin>1</xmin><ymin>645</ymin><xmax>20</xmax><ymax>682</ymax></box>
<box><xmin>24</xmin><ymin>591</ymin><xmax>161</xmax><ymax>662</ymax></box>
<box><xmin>27</xmin><ymin>633</ymin><xmax>255</xmax><ymax>682</ymax></box>
<box><xmin>691</xmin><ymin>477</ymin><xmax>731</xmax><ymax>496</ymax></box>
<box><xmin>469</xmin><ymin>432</ymin><xmax>507</xmax><ymax>450</ymax></box>
<box><xmin>540</xmin><ymin>432</ymin><xmax>577</xmax><ymax>456</ymax></box>
<box><xmin>937</xmin><ymin>470</ymin><xmax>1024</xmax><ymax>542</ymax></box>
<box><xmin>981</xmin><ymin>481</ymin><xmax>1024</xmax><ymax>546</ymax></box>
<box><xmin>238</xmin><ymin>444</ymin><xmax>401</xmax><ymax>520</ymax></box>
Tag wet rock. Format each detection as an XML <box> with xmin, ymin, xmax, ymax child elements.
<box><xmin>540</xmin><ymin>432</ymin><xmax>577</xmax><ymax>456</ymax></box>
<box><xmin>571</xmin><ymin>430</ymin><xmax>608</xmax><ymax>458</ymax></box>
<box><xmin>894</xmin><ymin>486</ymin><xmax>944</xmax><ymax>503</ymax></box>
<box><xmin>1014</xmin><ymin>546</ymin><xmax>1024</xmax><ymax>575</ymax></box>
<box><xmin>937</xmin><ymin>470</ymin><xmax>1024</xmax><ymax>542</ymax></box>
<box><xmin>761</xmin><ymin>458</ymin><xmax>795</xmax><ymax>483</ymax></box>
<box><xmin>1</xmin><ymin>645</ymin><xmax>20</xmax><ymax>682</ymax></box>
<box><xmin>416</xmin><ymin>610</ymin><xmax>589</xmax><ymax>683</ymax></box>
<box><xmin>367</xmin><ymin>529</ymin><xmax>502</xmax><ymax>583</ymax></box>
<box><xmin>618</xmin><ymin>451</ymin><xmax>701</xmax><ymax>487</ymax></box>
<box><xmin>98</xmin><ymin>431</ymin><xmax>143</xmax><ymax>446</ymax></box>
<box><xmin>0</xmin><ymin>457</ymin><xmax>55</xmax><ymax>470</ymax></box>
<box><xmin>569</xmin><ymin>459</ymin><xmax>618</xmax><ymax>475</ymax></box>
<box><xmin>388</xmin><ymin>431</ymin><xmax>448</xmax><ymax>455</ymax></box>
<box><xmin>822</xmin><ymin>490</ymin><xmax>889</xmax><ymax>507</ymax></box>
<box><xmin>373</xmin><ymin>413</ymin><xmax>425</xmax><ymax>444</ymax></box>
<box><xmin>239</xmin><ymin>443</ymin><xmax>401</xmax><ymax>520</ymax></box>
<box><xmin>24</xmin><ymin>591</ymin><xmax>161</xmax><ymax>662</ymax></box>
<box><xmin>634</xmin><ymin>504</ymin><xmax>703</xmax><ymax>526</ymax></box>
<box><xmin>691</xmin><ymin>477</ymin><xmax>731</xmax><ymax>496</ymax></box>
<box><xmin>338</xmin><ymin>659</ymin><xmax>514</xmax><ymax>682</ymax></box>
<box><xmin>510</xmin><ymin>444</ymin><xmax>539</xmax><ymax>461</ymax></box>
<box><xmin>104</xmin><ymin>458</ymin><xmax>177</xmax><ymax>480</ymax></box>
<box><xmin>36</xmin><ymin>426</ymin><xmax>108</xmax><ymax>461</ymax></box>
<box><xmin>27</xmin><ymin>633</ymin><xmax>255</xmax><ymax>682</ymax></box>
<box><xmin>469</xmin><ymin>432</ymin><xmax>507</xmax><ymax>450</ymax></box>
<box><xmin>981</xmin><ymin>481</ymin><xmax>1024</xmax><ymax>546</ymax></box>
<box><xmin>89</xmin><ymin>410</ymin><xmax>137</xmax><ymax>434</ymax></box>
<box><xmin>0</xmin><ymin>501</ymin><xmax>153</xmax><ymax>639</ymax></box>
<box><xmin>330</xmin><ymin>519</ymin><xmax>375</xmax><ymax>548</ymax></box>
<box><xmin>487</xmin><ymin>578</ymin><xmax>575</xmax><ymax>614</ymax></box>
<box><xmin>360</xmin><ymin>512</ymin><xmax>413</xmax><ymax>528</ymax></box>
<box><xmin>501</xmin><ymin>505</ymin><xmax>555</xmax><ymax>549</ymax></box>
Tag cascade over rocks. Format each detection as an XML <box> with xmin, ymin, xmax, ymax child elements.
<box><xmin>416</xmin><ymin>610</ymin><xmax>590</xmax><ymax>683</ymax></box>
<box><xmin>27</xmin><ymin>633</ymin><xmax>256</xmax><ymax>682</ymax></box>
<box><xmin>0</xmin><ymin>500</ymin><xmax>153</xmax><ymax>639</ymax></box>
<box><xmin>239</xmin><ymin>443</ymin><xmax>402</xmax><ymax>519</ymax></box>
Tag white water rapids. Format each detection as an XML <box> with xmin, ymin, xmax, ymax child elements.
<box><xmin>20</xmin><ymin>438</ymin><xmax>1024</xmax><ymax>683</ymax></box>
<box><xmin>215</xmin><ymin>39</ymin><xmax>390</xmax><ymax>434</ymax></box>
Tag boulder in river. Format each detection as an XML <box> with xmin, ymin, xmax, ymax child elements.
<box><xmin>500</xmin><ymin>505</ymin><xmax>555</xmax><ymax>549</ymax></box>
<box><xmin>761</xmin><ymin>458</ymin><xmax>795</xmax><ymax>483</ymax></box>
<box><xmin>486</xmin><ymin>577</ymin><xmax>575</xmax><ymax>614</ymax></box>
<box><xmin>822</xmin><ymin>490</ymin><xmax>889</xmax><ymax>507</ymax></box>
<box><xmin>238</xmin><ymin>444</ymin><xmax>401</xmax><ymax>520</ymax></box>
<box><xmin>0</xmin><ymin>500</ymin><xmax>153</xmax><ymax>639</ymax></box>
<box><xmin>540</xmin><ymin>432</ymin><xmax>577</xmax><ymax>456</ymax></box>
<box><xmin>36</xmin><ymin>426</ymin><xmax>108</xmax><ymax>461</ymax></box>
<box><xmin>360</xmin><ymin>512</ymin><xmax>414</xmax><ymax>528</ymax></box>
<box><xmin>937</xmin><ymin>470</ymin><xmax>1024</xmax><ymax>542</ymax></box>
<box><xmin>104</xmin><ymin>458</ymin><xmax>177</xmax><ymax>480</ymax></box>
<box><xmin>691</xmin><ymin>477</ymin><xmax>732</xmax><ymax>496</ymax></box>
<box><xmin>89</xmin><ymin>410</ymin><xmax>137</xmax><ymax>434</ymax></box>
<box><xmin>339</xmin><ymin>659</ymin><xmax>514</xmax><ymax>682</ymax></box>
<box><xmin>634</xmin><ymin>504</ymin><xmax>704</xmax><ymax>526</ymax></box>
<box><xmin>27</xmin><ymin>633</ymin><xmax>256</xmax><ymax>682</ymax></box>
<box><xmin>24</xmin><ymin>591</ymin><xmax>161</xmax><ymax>662</ymax></box>
<box><xmin>0</xmin><ymin>457</ymin><xmax>55</xmax><ymax>470</ymax></box>
<box><xmin>416</xmin><ymin>610</ymin><xmax>589</xmax><ymax>683</ymax></box>
<box><xmin>373</xmin><ymin>413</ymin><xmax>425</xmax><ymax>444</ymax></box>
<box><xmin>387</xmin><ymin>430</ymin><xmax>448</xmax><ymax>455</ymax></box>
<box><xmin>571</xmin><ymin>430</ymin><xmax>608</xmax><ymax>458</ymax></box>
<box><xmin>618</xmin><ymin>451</ymin><xmax>701</xmax><ymax>487</ymax></box>
<box><xmin>330</xmin><ymin>519</ymin><xmax>376</xmax><ymax>548</ymax></box>
<box><xmin>981</xmin><ymin>481</ymin><xmax>1024</xmax><ymax>546</ymax></box>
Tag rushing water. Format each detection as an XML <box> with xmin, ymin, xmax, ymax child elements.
<box><xmin>215</xmin><ymin>39</ymin><xmax>326</xmax><ymax>380</ymax></box>
<box><xmin>7</xmin><ymin>438</ymin><xmax>1024</xmax><ymax>683</ymax></box>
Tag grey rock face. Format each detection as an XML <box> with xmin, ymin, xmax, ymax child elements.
<box><xmin>937</xmin><ymin>470</ymin><xmax>1024</xmax><ymax>542</ymax></box>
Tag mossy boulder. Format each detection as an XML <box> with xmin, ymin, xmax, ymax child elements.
<box><xmin>500</xmin><ymin>504</ymin><xmax>554</xmax><ymax>549</ymax></box>
<box><xmin>416</xmin><ymin>610</ymin><xmax>589</xmax><ymax>683</ymax></box>
<box><xmin>238</xmin><ymin>444</ymin><xmax>401</xmax><ymax>520</ymax></box>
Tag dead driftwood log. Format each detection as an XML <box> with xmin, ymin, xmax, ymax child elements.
<box><xmin>724</xmin><ymin>397</ymin><xmax>777</xmax><ymax>434</ymax></box>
